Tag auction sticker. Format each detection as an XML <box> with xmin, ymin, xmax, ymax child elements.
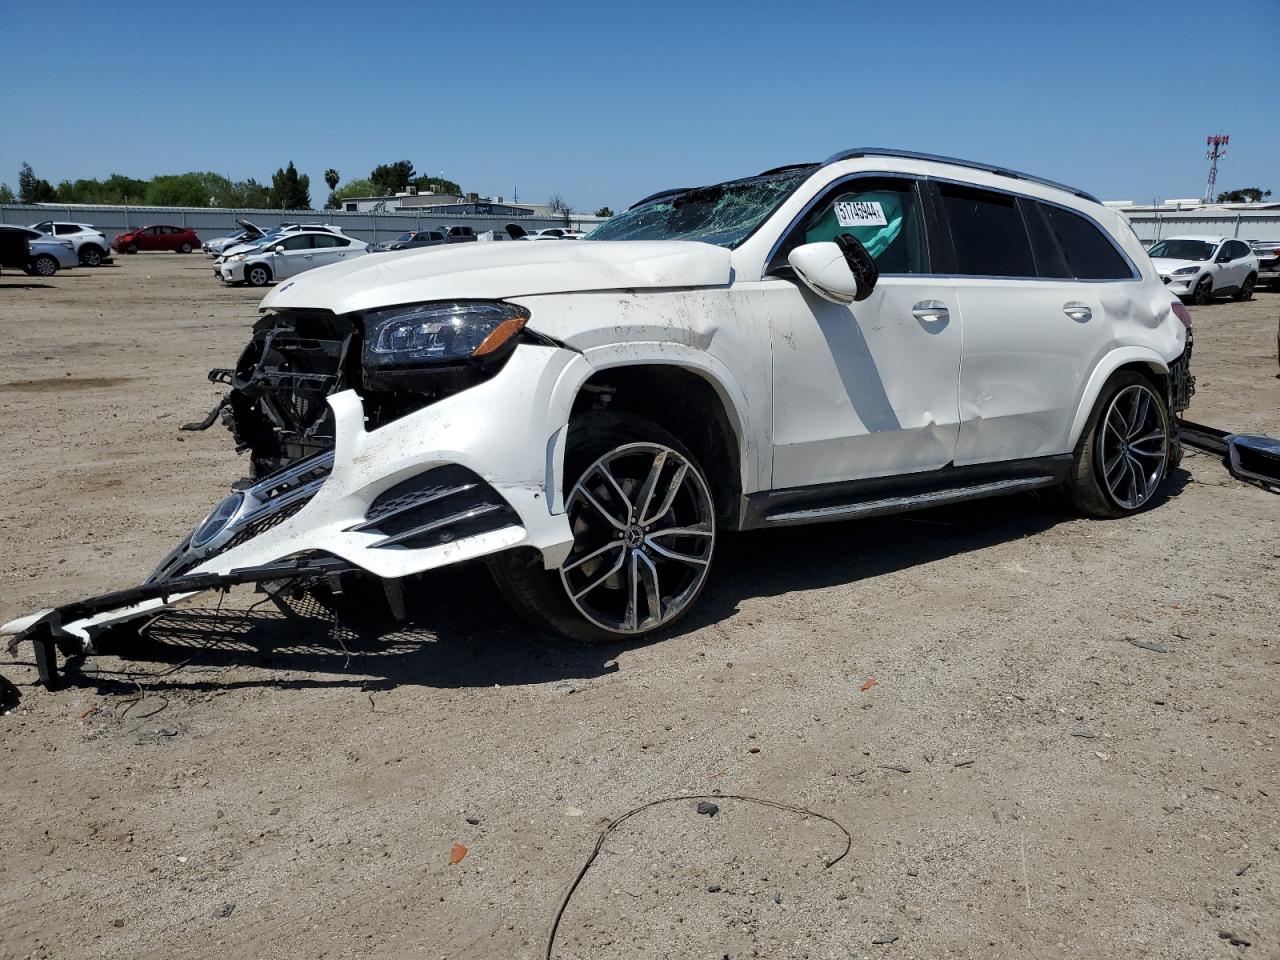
<box><xmin>834</xmin><ymin>200</ymin><xmax>888</xmax><ymax>227</ymax></box>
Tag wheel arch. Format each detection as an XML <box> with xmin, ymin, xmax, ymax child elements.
<box><xmin>1068</xmin><ymin>347</ymin><xmax>1170</xmax><ymax>448</ymax></box>
<box><xmin>563</xmin><ymin>350</ymin><xmax>757</xmax><ymax>529</ymax></box>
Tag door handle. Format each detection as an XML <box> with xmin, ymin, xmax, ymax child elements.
<box><xmin>1063</xmin><ymin>302</ymin><xmax>1092</xmax><ymax>322</ymax></box>
<box><xmin>910</xmin><ymin>300</ymin><xmax>949</xmax><ymax>321</ymax></box>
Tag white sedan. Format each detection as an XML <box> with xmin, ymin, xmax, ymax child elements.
<box><xmin>217</xmin><ymin>230</ymin><xmax>371</xmax><ymax>286</ymax></box>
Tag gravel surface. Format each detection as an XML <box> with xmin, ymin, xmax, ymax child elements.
<box><xmin>1</xmin><ymin>255</ymin><xmax>1277</xmax><ymax>959</ymax></box>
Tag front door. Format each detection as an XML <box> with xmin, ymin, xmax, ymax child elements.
<box><xmin>272</xmin><ymin>234</ymin><xmax>316</xmax><ymax>278</ymax></box>
<box><xmin>764</xmin><ymin>175</ymin><xmax>961</xmax><ymax>489</ymax></box>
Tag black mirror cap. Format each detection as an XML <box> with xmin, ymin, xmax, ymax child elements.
<box><xmin>834</xmin><ymin>234</ymin><xmax>879</xmax><ymax>302</ymax></box>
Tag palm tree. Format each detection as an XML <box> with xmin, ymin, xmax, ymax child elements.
<box><xmin>324</xmin><ymin>169</ymin><xmax>340</xmax><ymax>192</ymax></box>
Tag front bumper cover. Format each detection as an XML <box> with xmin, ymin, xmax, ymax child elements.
<box><xmin>2</xmin><ymin>343</ymin><xmax>587</xmax><ymax>682</ymax></box>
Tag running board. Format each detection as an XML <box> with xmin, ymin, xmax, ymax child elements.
<box><xmin>763</xmin><ymin>476</ymin><xmax>1058</xmax><ymax>527</ymax></box>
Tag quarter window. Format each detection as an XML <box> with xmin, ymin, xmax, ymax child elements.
<box><xmin>54</xmin><ymin>223</ymin><xmax>79</xmax><ymax>235</ymax></box>
<box><xmin>1038</xmin><ymin>203</ymin><xmax>1132</xmax><ymax>280</ymax></box>
<box><xmin>937</xmin><ymin>184</ymin><xmax>1035</xmax><ymax>278</ymax></box>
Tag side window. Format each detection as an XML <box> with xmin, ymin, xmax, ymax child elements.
<box><xmin>937</xmin><ymin>184</ymin><xmax>1035</xmax><ymax>278</ymax></box>
<box><xmin>1229</xmin><ymin>240</ymin><xmax>1250</xmax><ymax>260</ymax></box>
<box><xmin>54</xmin><ymin>224</ymin><xmax>78</xmax><ymax>235</ymax></box>
<box><xmin>312</xmin><ymin>235</ymin><xmax>345</xmax><ymax>248</ymax></box>
<box><xmin>33</xmin><ymin>221</ymin><xmax>52</xmax><ymax>233</ymax></box>
<box><xmin>1037</xmin><ymin>203</ymin><xmax>1133</xmax><ymax>280</ymax></box>
<box><xmin>778</xmin><ymin>176</ymin><xmax>928</xmax><ymax>274</ymax></box>
<box><xmin>1021</xmin><ymin>202</ymin><xmax>1072</xmax><ymax>279</ymax></box>
<box><xmin>281</xmin><ymin>234</ymin><xmax>314</xmax><ymax>250</ymax></box>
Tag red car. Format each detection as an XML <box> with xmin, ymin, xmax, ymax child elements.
<box><xmin>111</xmin><ymin>224</ymin><xmax>201</xmax><ymax>254</ymax></box>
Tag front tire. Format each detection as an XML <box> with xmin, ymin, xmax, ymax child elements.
<box><xmin>244</xmin><ymin>263</ymin><xmax>271</xmax><ymax>287</ymax></box>
<box><xmin>31</xmin><ymin>254</ymin><xmax>59</xmax><ymax>277</ymax></box>
<box><xmin>1233</xmin><ymin>273</ymin><xmax>1256</xmax><ymax>301</ymax></box>
<box><xmin>126</xmin><ymin>243</ymin><xmax>138</xmax><ymax>254</ymax></box>
<box><xmin>489</xmin><ymin>411</ymin><xmax>716</xmax><ymax>644</ymax></box>
<box><xmin>79</xmin><ymin>245</ymin><xmax>104</xmax><ymax>267</ymax></box>
<box><xmin>1067</xmin><ymin>371</ymin><xmax>1171</xmax><ymax>518</ymax></box>
<box><xmin>1191</xmin><ymin>275</ymin><xmax>1213</xmax><ymax>305</ymax></box>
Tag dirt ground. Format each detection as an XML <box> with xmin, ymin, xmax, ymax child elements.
<box><xmin>0</xmin><ymin>255</ymin><xmax>1277</xmax><ymax>960</ymax></box>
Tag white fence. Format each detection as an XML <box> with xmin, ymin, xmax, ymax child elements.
<box><xmin>1124</xmin><ymin>209</ymin><xmax>1280</xmax><ymax>245</ymax></box>
<box><xmin>0</xmin><ymin>203</ymin><xmax>598</xmax><ymax>247</ymax></box>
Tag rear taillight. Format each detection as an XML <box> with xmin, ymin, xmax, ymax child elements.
<box><xmin>1171</xmin><ymin>301</ymin><xmax>1193</xmax><ymax>330</ymax></box>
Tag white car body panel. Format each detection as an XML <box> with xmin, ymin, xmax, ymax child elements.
<box><xmin>3</xmin><ymin>150</ymin><xmax>1192</xmax><ymax>646</ymax></box>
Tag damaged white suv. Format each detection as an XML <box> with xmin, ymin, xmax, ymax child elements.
<box><xmin>5</xmin><ymin>148</ymin><xmax>1194</xmax><ymax>679</ymax></box>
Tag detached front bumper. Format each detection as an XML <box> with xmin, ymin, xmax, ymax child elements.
<box><xmin>3</xmin><ymin>344</ymin><xmax>588</xmax><ymax>675</ymax></box>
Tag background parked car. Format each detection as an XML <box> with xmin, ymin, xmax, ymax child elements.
<box><xmin>375</xmin><ymin>230</ymin><xmax>446</xmax><ymax>252</ymax></box>
<box><xmin>1249</xmin><ymin>239</ymin><xmax>1280</xmax><ymax>289</ymax></box>
<box><xmin>214</xmin><ymin>224</ymin><xmax>350</xmax><ymax>263</ymax></box>
<box><xmin>203</xmin><ymin>218</ymin><xmax>267</xmax><ymax>257</ymax></box>
<box><xmin>29</xmin><ymin>221</ymin><xmax>112</xmax><ymax>266</ymax></box>
<box><xmin>0</xmin><ymin>225</ymin><xmax>78</xmax><ymax>277</ymax></box>
<box><xmin>112</xmin><ymin>224</ymin><xmax>201</xmax><ymax>254</ymax></box>
<box><xmin>1146</xmin><ymin>235</ymin><xmax>1258</xmax><ymax>304</ymax></box>
<box><xmin>217</xmin><ymin>230</ymin><xmax>371</xmax><ymax>286</ymax></box>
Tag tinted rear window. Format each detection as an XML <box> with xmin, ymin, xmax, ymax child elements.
<box><xmin>1039</xmin><ymin>204</ymin><xmax>1132</xmax><ymax>280</ymax></box>
<box><xmin>938</xmin><ymin>184</ymin><xmax>1035</xmax><ymax>277</ymax></box>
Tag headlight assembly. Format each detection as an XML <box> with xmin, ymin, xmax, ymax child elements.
<box><xmin>1172</xmin><ymin>265</ymin><xmax>1199</xmax><ymax>275</ymax></box>
<box><xmin>362</xmin><ymin>301</ymin><xmax>530</xmax><ymax>371</ymax></box>
<box><xmin>230</xmin><ymin>253</ymin><xmax>247</xmax><ymax>262</ymax></box>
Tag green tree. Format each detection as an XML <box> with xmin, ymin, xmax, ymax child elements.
<box><xmin>269</xmin><ymin>161</ymin><xmax>311</xmax><ymax>210</ymax></box>
<box><xmin>223</xmin><ymin>178</ymin><xmax>272</xmax><ymax>208</ymax></box>
<box><xmin>594</xmin><ymin>206</ymin><xmax>613</xmax><ymax>218</ymax></box>
<box><xmin>0</xmin><ymin>183</ymin><xmax>15</xmax><ymax>204</ymax></box>
<box><xmin>18</xmin><ymin>162</ymin><xmax>56</xmax><ymax>203</ymax></box>
<box><xmin>324</xmin><ymin>168</ymin><xmax>341</xmax><ymax>208</ymax></box>
<box><xmin>331</xmin><ymin>178</ymin><xmax>379</xmax><ymax>203</ymax></box>
<box><xmin>1216</xmin><ymin>187</ymin><xmax>1272</xmax><ymax>203</ymax></box>
<box><xmin>412</xmin><ymin>175</ymin><xmax>461</xmax><ymax>196</ymax></box>
<box><xmin>369</xmin><ymin>160</ymin><xmax>416</xmax><ymax>196</ymax></box>
<box><xmin>146</xmin><ymin>172</ymin><xmax>228</xmax><ymax>206</ymax></box>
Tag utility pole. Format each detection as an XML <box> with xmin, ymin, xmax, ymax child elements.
<box><xmin>1204</xmin><ymin>134</ymin><xmax>1229</xmax><ymax>204</ymax></box>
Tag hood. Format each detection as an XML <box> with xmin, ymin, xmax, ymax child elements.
<box><xmin>1149</xmin><ymin>257</ymin><xmax>1205</xmax><ymax>273</ymax></box>
<box><xmin>222</xmin><ymin>238</ymin><xmax>272</xmax><ymax>258</ymax></box>
<box><xmin>235</xmin><ymin>218</ymin><xmax>264</xmax><ymax>236</ymax></box>
<box><xmin>261</xmin><ymin>240</ymin><xmax>733</xmax><ymax>314</ymax></box>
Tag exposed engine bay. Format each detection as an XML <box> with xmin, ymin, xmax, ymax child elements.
<box><xmin>188</xmin><ymin>307</ymin><xmax>545</xmax><ymax>478</ymax></box>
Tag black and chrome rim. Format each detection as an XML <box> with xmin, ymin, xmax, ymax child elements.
<box><xmin>1097</xmin><ymin>384</ymin><xmax>1168</xmax><ymax>510</ymax></box>
<box><xmin>248</xmin><ymin>266</ymin><xmax>268</xmax><ymax>285</ymax></box>
<box><xmin>35</xmin><ymin>257</ymin><xmax>56</xmax><ymax>276</ymax></box>
<box><xmin>560</xmin><ymin>442</ymin><xmax>714</xmax><ymax>635</ymax></box>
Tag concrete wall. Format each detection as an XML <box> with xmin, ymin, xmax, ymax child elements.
<box><xmin>0</xmin><ymin>203</ymin><xmax>603</xmax><ymax>246</ymax></box>
<box><xmin>1122</xmin><ymin>209</ymin><xmax>1280</xmax><ymax>245</ymax></box>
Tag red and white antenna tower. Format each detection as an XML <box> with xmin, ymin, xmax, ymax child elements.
<box><xmin>1204</xmin><ymin>134</ymin><xmax>1229</xmax><ymax>203</ymax></box>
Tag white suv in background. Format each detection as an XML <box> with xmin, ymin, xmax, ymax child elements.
<box><xmin>4</xmin><ymin>147</ymin><xmax>1196</xmax><ymax>657</ymax></box>
<box><xmin>28</xmin><ymin>221</ymin><xmax>112</xmax><ymax>267</ymax></box>
<box><xmin>1147</xmin><ymin>235</ymin><xmax>1258</xmax><ymax>304</ymax></box>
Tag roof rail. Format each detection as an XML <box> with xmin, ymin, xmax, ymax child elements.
<box><xmin>824</xmin><ymin>147</ymin><xmax>1100</xmax><ymax>203</ymax></box>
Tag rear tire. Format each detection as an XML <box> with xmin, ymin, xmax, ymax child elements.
<box><xmin>489</xmin><ymin>410</ymin><xmax>716</xmax><ymax>644</ymax></box>
<box><xmin>1067</xmin><ymin>371</ymin><xmax>1171</xmax><ymax>519</ymax></box>
<box><xmin>1191</xmin><ymin>275</ymin><xmax>1213</xmax><ymax>305</ymax></box>
<box><xmin>1233</xmin><ymin>273</ymin><xmax>1256</xmax><ymax>301</ymax></box>
<box><xmin>31</xmin><ymin>254</ymin><xmax>58</xmax><ymax>277</ymax></box>
<box><xmin>179</xmin><ymin>242</ymin><xmax>193</xmax><ymax>254</ymax></box>
<box><xmin>79</xmin><ymin>245</ymin><xmax>104</xmax><ymax>267</ymax></box>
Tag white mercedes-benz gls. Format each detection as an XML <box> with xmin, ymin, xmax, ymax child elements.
<box><xmin>4</xmin><ymin>148</ymin><xmax>1194</xmax><ymax>679</ymax></box>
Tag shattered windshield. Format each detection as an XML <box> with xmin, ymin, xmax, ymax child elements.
<box><xmin>586</xmin><ymin>167</ymin><xmax>816</xmax><ymax>248</ymax></box>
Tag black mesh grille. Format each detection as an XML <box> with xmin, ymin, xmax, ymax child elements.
<box><xmin>225</xmin><ymin>500</ymin><xmax>307</xmax><ymax>550</ymax></box>
<box><xmin>359</xmin><ymin>465</ymin><xmax>520</xmax><ymax>549</ymax></box>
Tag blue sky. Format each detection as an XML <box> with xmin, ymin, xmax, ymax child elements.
<box><xmin>2</xmin><ymin>0</ymin><xmax>1276</xmax><ymax>211</ymax></box>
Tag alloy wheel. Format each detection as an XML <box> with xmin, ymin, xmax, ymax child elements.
<box><xmin>34</xmin><ymin>257</ymin><xmax>56</xmax><ymax>277</ymax></box>
<box><xmin>248</xmin><ymin>266</ymin><xmax>269</xmax><ymax>286</ymax></box>
<box><xmin>1096</xmin><ymin>383</ymin><xmax>1168</xmax><ymax>510</ymax></box>
<box><xmin>81</xmin><ymin>248</ymin><xmax>101</xmax><ymax>267</ymax></box>
<box><xmin>1193</xmin><ymin>276</ymin><xmax>1212</xmax><ymax>305</ymax></box>
<box><xmin>560</xmin><ymin>442</ymin><xmax>714</xmax><ymax>635</ymax></box>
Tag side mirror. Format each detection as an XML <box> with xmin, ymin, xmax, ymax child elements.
<box><xmin>786</xmin><ymin>234</ymin><xmax>878</xmax><ymax>304</ymax></box>
<box><xmin>271</xmin><ymin>245</ymin><xmax>285</xmax><ymax>254</ymax></box>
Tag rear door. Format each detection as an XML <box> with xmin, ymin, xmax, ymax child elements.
<box><xmin>934</xmin><ymin>182</ymin><xmax>1139</xmax><ymax>464</ymax></box>
<box><xmin>139</xmin><ymin>226</ymin><xmax>163</xmax><ymax>250</ymax></box>
<box><xmin>309</xmin><ymin>233</ymin><xmax>351</xmax><ymax>266</ymax></box>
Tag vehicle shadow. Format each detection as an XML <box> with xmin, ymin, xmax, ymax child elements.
<box><xmin>0</xmin><ymin>282</ymin><xmax>54</xmax><ymax>290</ymax></box>
<box><xmin>65</xmin><ymin>473</ymin><xmax>1191</xmax><ymax>696</ymax></box>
